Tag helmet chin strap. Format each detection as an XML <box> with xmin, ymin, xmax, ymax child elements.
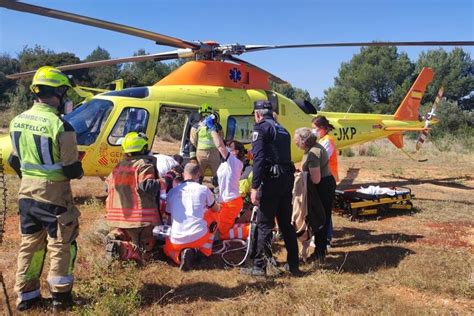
<box><xmin>55</xmin><ymin>88</ymin><xmax>69</xmax><ymax>114</ymax></box>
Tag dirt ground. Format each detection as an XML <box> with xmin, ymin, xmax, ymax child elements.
<box><xmin>0</xmin><ymin>139</ymin><xmax>473</xmax><ymax>315</ymax></box>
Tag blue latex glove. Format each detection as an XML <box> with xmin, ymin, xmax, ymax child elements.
<box><xmin>204</xmin><ymin>115</ymin><xmax>216</xmax><ymax>131</ymax></box>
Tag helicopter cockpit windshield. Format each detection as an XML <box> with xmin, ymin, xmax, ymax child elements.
<box><xmin>63</xmin><ymin>99</ymin><xmax>113</xmax><ymax>146</ymax></box>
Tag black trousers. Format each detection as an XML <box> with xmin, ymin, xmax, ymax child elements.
<box><xmin>313</xmin><ymin>175</ymin><xmax>337</xmax><ymax>255</ymax></box>
<box><xmin>253</xmin><ymin>172</ymin><xmax>299</xmax><ymax>269</ymax></box>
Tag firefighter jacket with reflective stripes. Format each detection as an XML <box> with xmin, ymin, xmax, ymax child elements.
<box><xmin>190</xmin><ymin>123</ymin><xmax>223</xmax><ymax>152</ymax></box>
<box><xmin>106</xmin><ymin>155</ymin><xmax>161</xmax><ymax>228</ymax></box>
<box><xmin>9</xmin><ymin>102</ymin><xmax>82</xmax><ymax>182</ymax></box>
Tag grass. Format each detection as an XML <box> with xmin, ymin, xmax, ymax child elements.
<box><xmin>393</xmin><ymin>247</ymin><xmax>473</xmax><ymax>298</ymax></box>
<box><xmin>390</xmin><ymin>166</ymin><xmax>404</xmax><ymax>177</ymax></box>
<box><xmin>75</xmin><ymin>261</ymin><xmax>142</xmax><ymax>315</ymax></box>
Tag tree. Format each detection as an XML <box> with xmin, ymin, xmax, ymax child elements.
<box><xmin>415</xmin><ymin>48</ymin><xmax>473</xmax><ymax>104</ymax></box>
<box><xmin>17</xmin><ymin>45</ymin><xmax>85</xmax><ymax>88</ymax></box>
<box><xmin>120</xmin><ymin>49</ymin><xmax>172</xmax><ymax>87</ymax></box>
<box><xmin>9</xmin><ymin>84</ymin><xmax>32</xmax><ymax>114</ymax></box>
<box><xmin>0</xmin><ymin>54</ymin><xmax>20</xmax><ymax>103</ymax></box>
<box><xmin>324</xmin><ymin>46</ymin><xmax>414</xmax><ymax>113</ymax></box>
<box><xmin>271</xmin><ymin>82</ymin><xmax>321</xmax><ymax>110</ymax></box>
<box><xmin>18</xmin><ymin>45</ymin><xmax>80</xmax><ymax>71</ymax></box>
<box><xmin>84</xmin><ymin>47</ymin><xmax>119</xmax><ymax>87</ymax></box>
<box><xmin>425</xmin><ymin>100</ymin><xmax>473</xmax><ymax>140</ymax></box>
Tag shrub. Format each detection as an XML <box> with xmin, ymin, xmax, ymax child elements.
<box><xmin>341</xmin><ymin>148</ymin><xmax>355</xmax><ymax>157</ymax></box>
<box><xmin>366</xmin><ymin>144</ymin><xmax>380</xmax><ymax>156</ymax></box>
<box><xmin>156</xmin><ymin>111</ymin><xmax>186</xmax><ymax>140</ymax></box>
<box><xmin>358</xmin><ymin>144</ymin><xmax>380</xmax><ymax>156</ymax></box>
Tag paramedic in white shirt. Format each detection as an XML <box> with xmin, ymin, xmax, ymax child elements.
<box><xmin>207</xmin><ymin>115</ymin><xmax>250</xmax><ymax>240</ymax></box>
<box><xmin>163</xmin><ymin>162</ymin><xmax>220</xmax><ymax>271</ymax></box>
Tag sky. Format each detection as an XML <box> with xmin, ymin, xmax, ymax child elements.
<box><xmin>0</xmin><ymin>0</ymin><xmax>473</xmax><ymax>99</ymax></box>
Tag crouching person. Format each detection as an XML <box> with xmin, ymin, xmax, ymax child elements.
<box><xmin>164</xmin><ymin>162</ymin><xmax>220</xmax><ymax>271</ymax></box>
<box><xmin>105</xmin><ymin>132</ymin><xmax>160</xmax><ymax>263</ymax></box>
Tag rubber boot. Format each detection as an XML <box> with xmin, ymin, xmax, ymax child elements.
<box><xmin>52</xmin><ymin>291</ymin><xmax>73</xmax><ymax>313</ymax></box>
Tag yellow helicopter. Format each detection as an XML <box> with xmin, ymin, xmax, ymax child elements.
<box><xmin>0</xmin><ymin>0</ymin><xmax>473</xmax><ymax>176</ymax></box>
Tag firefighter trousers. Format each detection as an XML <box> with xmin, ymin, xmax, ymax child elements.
<box><xmin>15</xmin><ymin>198</ymin><xmax>79</xmax><ymax>304</ymax></box>
<box><xmin>196</xmin><ymin>148</ymin><xmax>220</xmax><ymax>176</ymax></box>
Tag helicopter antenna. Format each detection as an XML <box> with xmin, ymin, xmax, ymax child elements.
<box><xmin>343</xmin><ymin>104</ymin><xmax>353</xmax><ymax>119</ymax></box>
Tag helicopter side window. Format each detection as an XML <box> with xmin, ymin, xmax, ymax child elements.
<box><xmin>226</xmin><ymin>115</ymin><xmax>255</xmax><ymax>144</ymax></box>
<box><xmin>63</xmin><ymin>99</ymin><xmax>113</xmax><ymax>146</ymax></box>
<box><xmin>108</xmin><ymin>107</ymin><xmax>149</xmax><ymax>145</ymax></box>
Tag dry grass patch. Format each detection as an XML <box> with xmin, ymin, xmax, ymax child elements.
<box><xmin>391</xmin><ymin>246</ymin><xmax>473</xmax><ymax>299</ymax></box>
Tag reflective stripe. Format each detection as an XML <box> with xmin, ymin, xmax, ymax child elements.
<box><xmin>47</xmin><ymin>275</ymin><xmax>74</xmax><ymax>285</ymax></box>
<box><xmin>229</xmin><ymin>229</ymin><xmax>235</xmax><ymax>239</ymax></box>
<box><xmin>124</xmin><ymin>144</ymin><xmax>145</xmax><ymax>151</ymax></box>
<box><xmin>21</xmin><ymin>162</ymin><xmax>62</xmax><ymax>172</ymax></box>
<box><xmin>11</xmin><ymin>131</ymin><xmax>22</xmax><ymax>159</ymax></box>
<box><xmin>40</xmin><ymin>136</ymin><xmax>53</xmax><ymax>165</ymax></box>
<box><xmin>197</xmin><ymin>126</ymin><xmax>215</xmax><ymax>149</ymax></box>
<box><xmin>19</xmin><ymin>289</ymin><xmax>41</xmax><ymax>301</ymax></box>
<box><xmin>202</xmin><ymin>242</ymin><xmax>213</xmax><ymax>249</ymax></box>
<box><xmin>237</xmin><ymin>228</ymin><xmax>243</xmax><ymax>239</ymax></box>
<box><xmin>33</xmin><ymin>134</ymin><xmax>44</xmax><ymax>164</ymax></box>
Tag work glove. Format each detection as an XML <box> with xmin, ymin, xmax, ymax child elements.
<box><xmin>204</xmin><ymin>115</ymin><xmax>216</xmax><ymax>131</ymax></box>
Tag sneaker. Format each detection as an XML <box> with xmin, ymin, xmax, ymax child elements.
<box><xmin>16</xmin><ymin>296</ymin><xmax>41</xmax><ymax>312</ymax></box>
<box><xmin>52</xmin><ymin>292</ymin><xmax>73</xmax><ymax>313</ymax></box>
<box><xmin>240</xmin><ymin>266</ymin><xmax>266</xmax><ymax>277</ymax></box>
<box><xmin>179</xmin><ymin>248</ymin><xmax>196</xmax><ymax>271</ymax></box>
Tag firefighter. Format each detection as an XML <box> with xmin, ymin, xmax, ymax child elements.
<box><xmin>104</xmin><ymin>132</ymin><xmax>161</xmax><ymax>263</ymax></box>
<box><xmin>8</xmin><ymin>66</ymin><xmax>83</xmax><ymax>312</ymax></box>
<box><xmin>241</xmin><ymin>100</ymin><xmax>301</xmax><ymax>277</ymax></box>
<box><xmin>189</xmin><ymin>103</ymin><xmax>223</xmax><ymax>178</ymax></box>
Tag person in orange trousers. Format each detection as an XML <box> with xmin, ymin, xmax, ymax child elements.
<box><xmin>206</xmin><ymin>115</ymin><xmax>250</xmax><ymax>240</ymax></box>
<box><xmin>163</xmin><ymin>162</ymin><xmax>220</xmax><ymax>271</ymax></box>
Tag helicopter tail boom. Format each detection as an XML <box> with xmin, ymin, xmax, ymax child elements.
<box><xmin>394</xmin><ymin>67</ymin><xmax>433</xmax><ymax>121</ymax></box>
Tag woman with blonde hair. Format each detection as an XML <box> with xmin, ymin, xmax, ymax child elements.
<box><xmin>294</xmin><ymin>127</ymin><xmax>336</xmax><ymax>263</ymax></box>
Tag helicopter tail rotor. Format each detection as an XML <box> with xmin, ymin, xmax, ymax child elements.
<box><xmin>416</xmin><ymin>87</ymin><xmax>444</xmax><ymax>151</ymax></box>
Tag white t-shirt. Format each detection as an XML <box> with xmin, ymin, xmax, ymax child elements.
<box><xmin>216</xmin><ymin>151</ymin><xmax>243</xmax><ymax>203</ymax></box>
<box><xmin>154</xmin><ymin>154</ymin><xmax>179</xmax><ymax>177</ymax></box>
<box><xmin>166</xmin><ymin>181</ymin><xmax>215</xmax><ymax>244</ymax></box>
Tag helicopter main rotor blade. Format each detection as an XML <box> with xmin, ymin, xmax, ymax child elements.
<box><xmin>228</xmin><ymin>56</ymin><xmax>286</xmax><ymax>84</ymax></box>
<box><xmin>244</xmin><ymin>41</ymin><xmax>474</xmax><ymax>53</ymax></box>
<box><xmin>0</xmin><ymin>0</ymin><xmax>199</xmax><ymax>49</ymax></box>
<box><xmin>6</xmin><ymin>51</ymin><xmax>180</xmax><ymax>79</ymax></box>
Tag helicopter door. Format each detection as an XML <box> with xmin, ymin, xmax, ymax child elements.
<box><xmin>180</xmin><ymin>111</ymin><xmax>200</xmax><ymax>159</ymax></box>
<box><xmin>155</xmin><ymin>105</ymin><xmax>198</xmax><ymax>158</ymax></box>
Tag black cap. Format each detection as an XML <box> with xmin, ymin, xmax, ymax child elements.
<box><xmin>253</xmin><ymin>100</ymin><xmax>273</xmax><ymax>111</ymax></box>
